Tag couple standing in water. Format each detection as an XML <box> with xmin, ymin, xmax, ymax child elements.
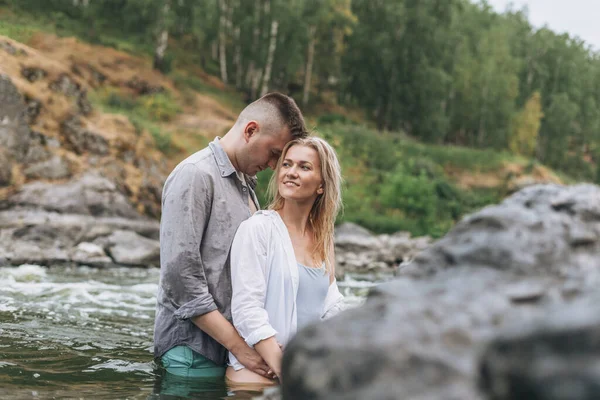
<box><xmin>154</xmin><ymin>92</ymin><xmax>345</xmax><ymax>388</ymax></box>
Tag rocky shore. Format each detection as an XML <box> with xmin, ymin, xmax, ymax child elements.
<box><xmin>0</xmin><ymin>171</ymin><xmax>429</xmax><ymax>271</ymax></box>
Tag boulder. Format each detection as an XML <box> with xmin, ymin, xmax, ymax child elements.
<box><xmin>61</xmin><ymin>116</ymin><xmax>109</xmax><ymax>155</ymax></box>
<box><xmin>10</xmin><ymin>172</ymin><xmax>140</xmax><ymax>218</ymax></box>
<box><xmin>99</xmin><ymin>230</ymin><xmax>160</xmax><ymax>267</ymax></box>
<box><xmin>23</xmin><ymin>155</ymin><xmax>71</xmax><ymax>180</ymax></box>
<box><xmin>282</xmin><ymin>184</ymin><xmax>600</xmax><ymax>400</ymax></box>
<box><xmin>334</xmin><ymin>222</ymin><xmax>431</xmax><ymax>277</ymax></box>
<box><xmin>70</xmin><ymin>242</ymin><xmax>113</xmax><ymax>267</ymax></box>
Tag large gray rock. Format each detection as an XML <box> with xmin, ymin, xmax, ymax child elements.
<box><xmin>99</xmin><ymin>230</ymin><xmax>160</xmax><ymax>267</ymax></box>
<box><xmin>334</xmin><ymin>222</ymin><xmax>431</xmax><ymax>277</ymax></box>
<box><xmin>282</xmin><ymin>184</ymin><xmax>600</xmax><ymax>400</ymax></box>
<box><xmin>10</xmin><ymin>171</ymin><xmax>140</xmax><ymax>218</ymax></box>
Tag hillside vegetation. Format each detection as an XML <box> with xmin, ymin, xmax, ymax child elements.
<box><xmin>0</xmin><ymin>4</ymin><xmax>569</xmax><ymax>237</ymax></box>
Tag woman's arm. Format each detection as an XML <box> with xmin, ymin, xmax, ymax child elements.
<box><xmin>254</xmin><ymin>336</ymin><xmax>284</xmax><ymax>378</ymax></box>
<box><xmin>230</xmin><ymin>217</ymin><xmax>278</xmax><ymax>349</ymax></box>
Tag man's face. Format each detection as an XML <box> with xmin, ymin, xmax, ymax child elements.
<box><xmin>241</xmin><ymin>124</ymin><xmax>292</xmax><ymax>176</ymax></box>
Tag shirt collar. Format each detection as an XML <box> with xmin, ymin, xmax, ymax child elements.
<box><xmin>209</xmin><ymin>137</ymin><xmax>259</xmax><ymax>189</ymax></box>
<box><xmin>209</xmin><ymin>137</ymin><xmax>237</xmax><ymax>178</ymax></box>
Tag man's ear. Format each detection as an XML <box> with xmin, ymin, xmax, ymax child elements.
<box><xmin>244</xmin><ymin>121</ymin><xmax>259</xmax><ymax>143</ymax></box>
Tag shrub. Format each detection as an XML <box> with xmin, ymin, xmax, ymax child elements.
<box><xmin>139</xmin><ymin>93</ymin><xmax>181</xmax><ymax>122</ymax></box>
<box><xmin>149</xmin><ymin>126</ymin><xmax>173</xmax><ymax>154</ymax></box>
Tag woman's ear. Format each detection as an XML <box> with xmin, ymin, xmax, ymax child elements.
<box><xmin>317</xmin><ymin>185</ymin><xmax>324</xmax><ymax>194</ymax></box>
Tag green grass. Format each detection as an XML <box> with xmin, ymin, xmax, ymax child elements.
<box><xmin>0</xmin><ymin>5</ymin><xmax>151</xmax><ymax>55</ymax></box>
<box><xmin>89</xmin><ymin>88</ymin><xmax>178</xmax><ymax>155</ymax></box>
<box><xmin>399</xmin><ymin>140</ymin><xmax>521</xmax><ymax>172</ymax></box>
<box><xmin>0</xmin><ymin>8</ymin><xmax>52</xmax><ymax>42</ymax></box>
<box><xmin>170</xmin><ymin>71</ymin><xmax>247</xmax><ymax>112</ymax></box>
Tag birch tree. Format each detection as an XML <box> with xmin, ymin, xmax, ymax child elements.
<box><xmin>153</xmin><ymin>0</ymin><xmax>171</xmax><ymax>72</ymax></box>
<box><xmin>218</xmin><ymin>0</ymin><xmax>229</xmax><ymax>84</ymax></box>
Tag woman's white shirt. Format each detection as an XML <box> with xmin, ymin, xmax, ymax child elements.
<box><xmin>228</xmin><ymin>210</ymin><xmax>345</xmax><ymax>370</ymax></box>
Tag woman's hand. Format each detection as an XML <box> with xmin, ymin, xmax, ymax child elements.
<box><xmin>230</xmin><ymin>340</ymin><xmax>272</xmax><ymax>378</ymax></box>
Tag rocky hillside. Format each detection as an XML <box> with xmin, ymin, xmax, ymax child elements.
<box><xmin>0</xmin><ymin>33</ymin><xmax>240</xmax><ymax>214</ymax></box>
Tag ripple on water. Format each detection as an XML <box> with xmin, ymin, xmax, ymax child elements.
<box><xmin>86</xmin><ymin>359</ymin><xmax>155</xmax><ymax>374</ymax></box>
<box><xmin>0</xmin><ymin>264</ymin><xmax>47</xmax><ymax>282</ymax></box>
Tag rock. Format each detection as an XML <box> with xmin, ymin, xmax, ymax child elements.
<box><xmin>61</xmin><ymin>116</ymin><xmax>109</xmax><ymax>155</ymax></box>
<box><xmin>100</xmin><ymin>230</ymin><xmax>160</xmax><ymax>267</ymax></box>
<box><xmin>0</xmin><ymin>147</ymin><xmax>12</xmax><ymax>186</ymax></box>
<box><xmin>77</xmin><ymin>90</ymin><xmax>93</xmax><ymax>115</ymax></box>
<box><xmin>22</xmin><ymin>131</ymin><xmax>52</xmax><ymax>164</ymax></box>
<box><xmin>48</xmin><ymin>73</ymin><xmax>82</xmax><ymax>97</ymax></box>
<box><xmin>24</xmin><ymin>155</ymin><xmax>71</xmax><ymax>180</ymax></box>
<box><xmin>0</xmin><ymin>74</ymin><xmax>31</xmax><ymax>162</ymax></box>
<box><xmin>21</xmin><ymin>66</ymin><xmax>47</xmax><ymax>82</ymax></box>
<box><xmin>10</xmin><ymin>172</ymin><xmax>141</xmax><ymax>218</ymax></box>
<box><xmin>479</xmin><ymin>298</ymin><xmax>600</xmax><ymax>400</ymax></box>
<box><xmin>0</xmin><ymin>40</ymin><xmax>17</xmax><ymax>55</ymax></box>
<box><xmin>70</xmin><ymin>242</ymin><xmax>113</xmax><ymax>267</ymax></box>
<box><xmin>282</xmin><ymin>184</ymin><xmax>600</xmax><ymax>400</ymax></box>
<box><xmin>334</xmin><ymin>222</ymin><xmax>431</xmax><ymax>276</ymax></box>
<box><xmin>1</xmin><ymin>40</ymin><xmax>26</xmax><ymax>56</ymax></box>
<box><xmin>0</xmin><ymin>209</ymin><xmax>159</xmax><ymax>239</ymax></box>
<box><xmin>334</xmin><ymin>222</ymin><xmax>381</xmax><ymax>252</ymax></box>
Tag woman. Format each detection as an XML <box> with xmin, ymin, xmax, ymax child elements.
<box><xmin>226</xmin><ymin>136</ymin><xmax>345</xmax><ymax>385</ymax></box>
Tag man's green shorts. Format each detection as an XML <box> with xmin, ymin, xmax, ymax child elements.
<box><xmin>161</xmin><ymin>345</ymin><xmax>226</xmax><ymax>378</ymax></box>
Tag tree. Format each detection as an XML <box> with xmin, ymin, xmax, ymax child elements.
<box><xmin>509</xmin><ymin>91</ymin><xmax>543</xmax><ymax>156</ymax></box>
<box><xmin>153</xmin><ymin>0</ymin><xmax>172</xmax><ymax>73</ymax></box>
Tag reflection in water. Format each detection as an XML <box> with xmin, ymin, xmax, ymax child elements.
<box><xmin>0</xmin><ymin>264</ymin><xmax>380</xmax><ymax>399</ymax></box>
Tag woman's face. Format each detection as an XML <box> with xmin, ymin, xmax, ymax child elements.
<box><xmin>278</xmin><ymin>145</ymin><xmax>323</xmax><ymax>203</ymax></box>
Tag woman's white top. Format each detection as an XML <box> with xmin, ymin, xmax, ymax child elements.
<box><xmin>228</xmin><ymin>210</ymin><xmax>346</xmax><ymax>370</ymax></box>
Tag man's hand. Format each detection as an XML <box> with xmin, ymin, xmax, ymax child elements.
<box><xmin>230</xmin><ymin>341</ymin><xmax>272</xmax><ymax>378</ymax></box>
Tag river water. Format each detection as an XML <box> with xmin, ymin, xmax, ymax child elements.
<box><xmin>0</xmin><ymin>264</ymin><xmax>384</xmax><ymax>399</ymax></box>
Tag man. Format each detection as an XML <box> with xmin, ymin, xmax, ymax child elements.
<box><xmin>154</xmin><ymin>92</ymin><xmax>308</xmax><ymax>379</ymax></box>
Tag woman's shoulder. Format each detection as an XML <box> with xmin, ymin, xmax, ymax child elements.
<box><xmin>237</xmin><ymin>210</ymin><xmax>278</xmax><ymax>233</ymax></box>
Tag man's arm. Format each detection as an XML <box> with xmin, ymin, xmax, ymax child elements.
<box><xmin>160</xmin><ymin>164</ymin><xmax>269</xmax><ymax>377</ymax></box>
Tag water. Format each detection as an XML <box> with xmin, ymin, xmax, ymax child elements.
<box><xmin>0</xmin><ymin>265</ymin><xmax>385</xmax><ymax>399</ymax></box>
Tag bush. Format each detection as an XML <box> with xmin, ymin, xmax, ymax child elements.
<box><xmin>318</xmin><ymin>113</ymin><xmax>350</xmax><ymax>125</ymax></box>
<box><xmin>149</xmin><ymin>126</ymin><xmax>174</xmax><ymax>154</ymax></box>
<box><xmin>139</xmin><ymin>93</ymin><xmax>181</xmax><ymax>122</ymax></box>
<box><xmin>106</xmin><ymin>90</ymin><xmax>137</xmax><ymax>110</ymax></box>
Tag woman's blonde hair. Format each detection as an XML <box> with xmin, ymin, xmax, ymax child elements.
<box><xmin>267</xmin><ymin>136</ymin><xmax>343</xmax><ymax>276</ymax></box>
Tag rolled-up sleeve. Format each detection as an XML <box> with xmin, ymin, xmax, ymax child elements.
<box><xmin>230</xmin><ymin>218</ymin><xmax>277</xmax><ymax>346</ymax></box>
<box><xmin>159</xmin><ymin>163</ymin><xmax>217</xmax><ymax>320</ymax></box>
<box><xmin>321</xmin><ymin>279</ymin><xmax>347</xmax><ymax>320</ymax></box>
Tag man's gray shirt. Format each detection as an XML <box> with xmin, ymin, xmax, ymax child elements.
<box><xmin>154</xmin><ymin>137</ymin><xmax>259</xmax><ymax>364</ymax></box>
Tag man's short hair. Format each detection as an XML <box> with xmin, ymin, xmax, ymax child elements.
<box><xmin>237</xmin><ymin>92</ymin><xmax>308</xmax><ymax>139</ymax></box>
